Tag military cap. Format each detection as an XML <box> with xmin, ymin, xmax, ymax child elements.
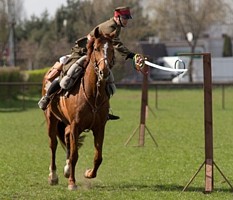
<box><xmin>114</xmin><ymin>6</ymin><xmax>132</xmax><ymax>19</ymax></box>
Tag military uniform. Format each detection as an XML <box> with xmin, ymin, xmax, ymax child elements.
<box><xmin>63</xmin><ymin>16</ymin><xmax>135</xmax><ymax>73</ymax></box>
<box><xmin>89</xmin><ymin>17</ymin><xmax>135</xmax><ymax>59</ymax></box>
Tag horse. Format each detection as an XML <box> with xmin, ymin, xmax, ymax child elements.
<box><xmin>41</xmin><ymin>27</ymin><xmax>115</xmax><ymax>190</ymax></box>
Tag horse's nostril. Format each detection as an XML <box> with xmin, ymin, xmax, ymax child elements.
<box><xmin>99</xmin><ymin>70</ymin><xmax>103</xmax><ymax>77</ymax></box>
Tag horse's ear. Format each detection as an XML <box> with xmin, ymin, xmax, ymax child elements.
<box><xmin>109</xmin><ymin>30</ymin><xmax>117</xmax><ymax>39</ymax></box>
<box><xmin>94</xmin><ymin>27</ymin><xmax>102</xmax><ymax>39</ymax></box>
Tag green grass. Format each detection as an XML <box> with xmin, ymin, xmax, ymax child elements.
<box><xmin>1</xmin><ymin>87</ymin><xmax>233</xmax><ymax>199</ymax></box>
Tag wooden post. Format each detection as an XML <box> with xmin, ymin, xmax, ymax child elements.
<box><xmin>203</xmin><ymin>53</ymin><xmax>213</xmax><ymax>192</ymax></box>
<box><xmin>181</xmin><ymin>53</ymin><xmax>233</xmax><ymax>192</ymax></box>
<box><xmin>222</xmin><ymin>85</ymin><xmax>225</xmax><ymax>110</ymax></box>
<box><xmin>138</xmin><ymin>65</ymin><xmax>148</xmax><ymax>146</ymax></box>
<box><xmin>125</xmin><ymin>65</ymin><xmax>157</xmax><ymax>147</ymax></box>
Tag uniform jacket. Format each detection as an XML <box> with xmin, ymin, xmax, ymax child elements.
<box><xmin>89</xmin><ymin>17</ymin><xmax>134</xmax><ymax>60</ymax></box>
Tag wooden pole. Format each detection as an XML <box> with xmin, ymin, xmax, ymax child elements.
<box><xmin>222</xmin><ymin>85</ymin><xmax>225</xmax><ymax>110</ymax></box>
<box><xmin>203</xmin><ymin>53</ymin><xmax>214</xmax><ymax>192</ymax></box>
<box><xmin>125</xmin><ymin>65</ymin><xmax>157</xmax><ymax>147</ymax></box>
<box><xmin>139</xmin><ymin>65</ymin><xmax>148</xmax><ymax>147</ymax></box>
<box><xmin>180</xmin><ymin>53</ymin><xmax>232</xmax><ymax>192</ymax></box>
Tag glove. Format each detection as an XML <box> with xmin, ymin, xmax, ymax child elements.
<box><xmin>133</xmin><ymin>54</ymin><xmax>145</xmax><ymax>71</ymax></box>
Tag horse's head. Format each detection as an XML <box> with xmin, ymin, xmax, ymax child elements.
<box><xmin>90</xmin><ymin>27</ymin><xmax>115</xmax><ymax>82</ymax></box>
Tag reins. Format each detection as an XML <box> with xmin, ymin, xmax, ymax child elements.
<box><xmin>93</xmin><ymin>51</ymin><xmax>112</xmax><ymax>86</ymax></box>
<box><xmin>81</xmin><ymin>40</ymin><xmax>113</xmax><ymax>130</ymax></box>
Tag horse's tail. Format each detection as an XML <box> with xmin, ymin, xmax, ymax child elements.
<box><xmin>57</xmin><ymin>122</ymin><xmax>85</xmax><ymax>150</ymax></box>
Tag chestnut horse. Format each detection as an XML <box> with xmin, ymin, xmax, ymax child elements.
<box><xmin>42</xmin><ymin>27</ymin><xmax>115</xmax><ymax>190</ymax></box>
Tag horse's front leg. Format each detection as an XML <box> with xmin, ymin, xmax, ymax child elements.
<box><xmin>64</xmin><ymin>126</ymin><xmax>71</xmax><ymax>178</ymax></box>
<box><xmin>67</xmin><ymin>123</ymin><xmax>79</xmax><ymax>190</ymax></box>
<box><xmin>47</xmin><ymin>114</ymin><xmax>59</xmax><ymax>185</ymax></box>
<box><xmin>85</xmin><ymin>128</ymin><xmax>104</xmax><ymax>179</ymax></box>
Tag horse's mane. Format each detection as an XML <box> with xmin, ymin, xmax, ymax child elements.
<box><xmin>84</xmin><ymin>37</ymin><xmax>95</xmax><ymax>68</ymax></box>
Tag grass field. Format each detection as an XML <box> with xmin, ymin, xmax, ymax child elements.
<box><xmin>1</xmin><ymin>87</ymin><xmax>233</xmax><ymax>199</ymax></box>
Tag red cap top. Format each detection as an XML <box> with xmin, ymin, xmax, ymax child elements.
<box><xmin>114</xmin><ymin>6</ymin><xmax>132</xmax><ymax>19</ymax></box>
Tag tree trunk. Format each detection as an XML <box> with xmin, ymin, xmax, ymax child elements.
<box><xmin>188</xmin><ymin>45</ymin><xmax>196</xmax><ymax>83</ymax></box>
<box><xmin>188</xmin><ymin>58</ymin><xmax>193</xmax><ymax>82</ymax></box>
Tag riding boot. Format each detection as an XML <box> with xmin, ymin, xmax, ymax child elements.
<box><xmin>38</xmin><ymin>95</ymin><xmax>50</xmax><ymax>110</ymax></box>
<box><xmin>38</xmin><ymin>79</ymin><xmax>61</xmax><ymax>110</ymax></box>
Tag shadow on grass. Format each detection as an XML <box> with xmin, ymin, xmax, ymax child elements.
<box><xmin>95</xmin><ymin>182</ymin><xmax>232</xmax><ymax>193</ymax></box>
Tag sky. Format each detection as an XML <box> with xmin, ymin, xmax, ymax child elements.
<box><xmin>23</xmin><ymin>0</ymin><xmax>67</xmax><ymax>18</ymax></box>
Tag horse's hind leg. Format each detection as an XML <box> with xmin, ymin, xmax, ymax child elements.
<box><xmin>85</xmin><ymin>129</ymin><xmax>104</xmax><ymax>179</ymax></box>
<box><xmin>47</xmin><ymin>113</ymin><xmax>59</xmax><ymax>185</ymax></box>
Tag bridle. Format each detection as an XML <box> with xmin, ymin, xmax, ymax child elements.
<box><xmin>92</xmin><ymin>42</ymin><xmax>114</xmax><ymax>86</ymax></box>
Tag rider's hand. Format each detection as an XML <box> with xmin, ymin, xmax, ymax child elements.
<box><xmin>133</xmin><ymin>54</ymin><xmax>145</xmax><ymax>71</ymax></box>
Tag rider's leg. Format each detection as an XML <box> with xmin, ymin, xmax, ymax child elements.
<box><xmin>60</xmin><ymin>56</ymin><xmax>87</xmax><ymax>90</ymax></box>
<box><xmin>38</xmin><ymin>79</ymin><xmax>61</xmax><ymax>110</ymax></box>
<box><xmin>38</xmin><ymin>55</ymin><xmax>71</xmax><ymax>111</ymax></box>
<box><xmin>106</xmin><ymin>70</ymin><xmax>119</xmax><ymax>120</ymax></box>
<box><xmin>38</xmin><ymin>55</ymin><xmax>85</xmax><ymax>110</ymax></box>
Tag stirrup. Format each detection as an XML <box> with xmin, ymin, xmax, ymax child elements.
<box><xmin>108</xmin><ymin>113</ymin><xmax>120</xmax><ymax>120</ymax></box>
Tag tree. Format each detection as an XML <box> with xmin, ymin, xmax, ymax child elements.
<box><xmin>15</xmin><ymin>12</ymin><xmax>57</xmax><ymax>69</ymax></box>
<box><xmin>0</xmin><ymin>0</ymin><xmax>23</xmax><ymax>66</ymax></box>
<box><xmin>0</xmin><ymin>0</ymin><xmax>8</xmax><ymax>66</ymax></box>
<box><xmin>149</xmin><ymin>0</ymin><xmax>227</xmax><ymax>82</ymax></box>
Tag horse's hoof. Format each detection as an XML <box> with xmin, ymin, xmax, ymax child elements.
<box><xmin>48</xmin><ymin>177</ymin><xmax>59</xmax><ymax>185</ymax></box>
<box><xmin>68</xmin><ymin>184</ymin><xmax>78</xmax><ymax>191</ymax></box>
<box><xmin>84</xmin><ymin>169</ymin><xmax>96</xmax><ymax>179</ymax></box>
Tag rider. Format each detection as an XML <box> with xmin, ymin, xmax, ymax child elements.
<box><xmin>38</xmin><ymin>6</ymin><xmax>144</xmax><ymax>120</ymax></box>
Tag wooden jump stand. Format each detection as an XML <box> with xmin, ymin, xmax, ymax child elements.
<box><xmin>124</xmin><ymin>65</ymin><xmax>158</xmax><ymax>147</ymax></box>
<box><xmin>125</xmin><ymin>53</ymin><xmax>232</xmax><ymax>192</ymax></box>
<box><xmin>180</xmin><ymin>53</ymin><xmax>233</xmax><ymax>193</ymax></box>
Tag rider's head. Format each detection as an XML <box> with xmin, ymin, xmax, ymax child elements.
<box><xmin>114</xmin><ymin>6</ymin><xmax>132</xmax><ymax>27</ymax></box>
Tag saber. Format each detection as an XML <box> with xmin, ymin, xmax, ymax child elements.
<box><xmin>144</xmin><ymin>60</ymin><xmax>188</xmax><ymax>73</ymax></box>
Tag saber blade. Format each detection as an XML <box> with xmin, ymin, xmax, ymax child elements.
<box><xmin>145</xmin><ymin>60</ymin><xmax>187</xmax><ymax>72</ymax></box>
